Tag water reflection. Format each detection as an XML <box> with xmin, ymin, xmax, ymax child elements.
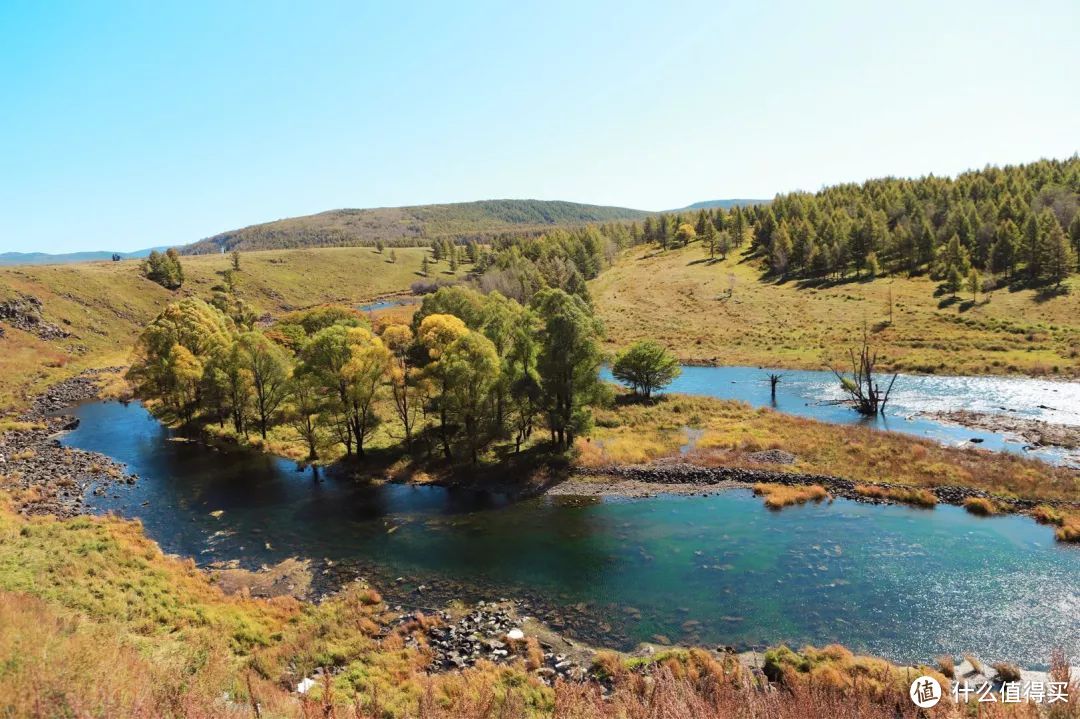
<box><xmin>64</xmin><ymin>400</ymin><xmax>1080</xmax><ymax>668</ymax></box>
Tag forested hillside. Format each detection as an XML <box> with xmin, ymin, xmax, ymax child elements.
<box><xmin>642</xmin><ymin>157</ymin><xmax>1080</xmax><ymax>291</ymax></box>
<box><xmin>184</xmin><ymin>199</ymin><xmax>648</xmax><ymax>254</ymax></box>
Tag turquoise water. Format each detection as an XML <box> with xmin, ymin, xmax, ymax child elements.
<box><xmin>65</xmin><ymin>400</ymin><xmax>1079</xmax><ymax>668</ymax></box>
<box><xmin>601</xmin><ymin>365</ymin><xmax>1080</xmax><ymax>466</ymax></box>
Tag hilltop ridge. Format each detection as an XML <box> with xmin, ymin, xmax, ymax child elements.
<box><xmin>183</xmin><ymin>199</ymin><xmax>649</xmax><ymax>254</ymax></box>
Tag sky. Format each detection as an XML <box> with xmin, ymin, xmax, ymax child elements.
<box><xmin>1</xmin><ymin>1</ymin><xmax>1077</xmax><ymax>254</ymax></box>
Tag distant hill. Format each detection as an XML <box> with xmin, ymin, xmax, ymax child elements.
<box><xmin>184</xmin><ymin>199</ymin><xmax>649</xmax><ymax>254</ymax></box>
<box><xmin>0</xmin><ymin>247</ymin><xmax>167</xmax><ymax>266</ymax></box>
<box><xmin>673</xmin><ymin>199</ymin><xmax>770</xmax><ymax>211</ymax></box>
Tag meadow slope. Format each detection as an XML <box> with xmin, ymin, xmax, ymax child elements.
<box><xmin>0</xmin><ymin>247</ymin><xmax>447</xmax><ymax>410</ymax></box>
<box><xmin>591</xmin><ymin>244</ymin><xmax>1080</xmax><ymax>377</ymax></box>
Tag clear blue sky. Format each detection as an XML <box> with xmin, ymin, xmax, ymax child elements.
<box><xmin>2</xmin><ymin>0</ymin><xmax>1077</xmax><ymax>253</ymax></box>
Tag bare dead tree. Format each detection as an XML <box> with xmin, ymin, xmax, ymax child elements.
<box><xmin>828</xmin><ymin>329</ymin><xmax>897</xmax><ymax>416</ymax></box>
<box><xmin>766</xmin><ymin>373</ymin><xmax>782</xmax><ymax>402</ymax></box>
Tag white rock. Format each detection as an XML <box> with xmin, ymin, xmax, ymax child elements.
<box><xmin>296</xmin><ymin>677</ymin><xmax>317</xmax><ymax>694</ymax></box>
<box><xmin>506</xmin><ymin>628</ymin><xmax>525</xmax><ymax>641</ymax></box>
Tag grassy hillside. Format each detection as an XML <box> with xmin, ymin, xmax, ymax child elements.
<box><xmin>591</xmin><ymin>243</ymin><xmax>1080</xmax><ymax>377</ymax></box>
<box><xmin>185</xmin><ymin>199</ymin><xmax>648</xmax><ymax>254</ymax></box>
<box><xmin>0</xmin><ymin>247</ymin><xmax>451</xmax><ymax>410</ymax></box>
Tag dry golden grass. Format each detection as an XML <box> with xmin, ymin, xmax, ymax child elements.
<box><xmin>588</xmin><ymin>394</ymin><xmax>1079</xmax><ymax>503</ymax></box>
<box><xmin>1031</xmin><ymin>505</ymin><xmax>1080</xmax><ymax>543</ymax></box>
<box><xmin>752</xmin><ymin>483</ymin><xmax>829</xmax><ymax>509</ymax></box>
<box><xmin>591</xmin><ymin>243</ymin><xmax>1080</xmax><ymax>377</ymax></box>
<box><xmin>854</xmin><ymin>484</ymin><xmax>939</xmax><ymax>507</ymax></box>
<box><xmin>963</xmin><ymin>497</ymin><xmax>1000</xmax><ymax>516</ymax></box>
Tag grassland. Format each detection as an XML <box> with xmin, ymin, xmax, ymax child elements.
<box><xmin>581</xmin><ymin>394</ymin><xmax>1080</xmax><ymax>504</ymax></box>
<box><xmin>0</xmin><ymin>247</ymin><xmax>454</xmax><ymax>411</ymax></box>
<box><xmin>591</xmin><ymin>244</ymin><xmax>1080</xmax><ymax>377</ymax></box>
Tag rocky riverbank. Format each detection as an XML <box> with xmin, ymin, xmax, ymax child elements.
<box><xmin>927</xmin><ymin>408</ymin><xmax>1080</xmax><ymax>456</ymax></box>
<box><xmin>565</xmin><ymin>462</ymin><xmax>1051</xmax><ymax>511</ymax></box>
<box><xmin>0</xmin><ymin>368</ymin><xmax>136</xmax><ymax>517</ymax></box>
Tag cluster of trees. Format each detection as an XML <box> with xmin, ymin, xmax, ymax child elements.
<box><xmin>749</xmin><ymin>158</ymin><xmax>1079</xmax><ymax>289</ymax></box>
<box><xmin>142</xmin><ymin>249</ymin><xmax>184</xmax><ymax>289</ymax></box>
<box><xmin>636</xmin><ymin>158</ymin><xmax>1080</xmax><ymax>293</ymax></box>
<box><xmin>127</xmin><ymin>285</ymin><xmax>608</xmax><ymax>464</ymax></box>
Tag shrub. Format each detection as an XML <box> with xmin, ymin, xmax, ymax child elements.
<box><xmin>142</xmin><ymin>248</ymin><xmax>184</xmax><ymax>289</ymax></box>
<box><xmin>992</xmin><ymin>662</ymin><xmax>1022</xmax><ymax>682</ymax></box>
<box><xmin>938</xmin><ymin>655</ymin><xmax>955</xmax><ymax>678</ymax></box>
<box><xmin>753</xmin><ymin>483</ymin><xmax>829</xmax><ymax>509</ymax></box>
<box><xmin>963</xmin><ymin>497</ymin><xmax>998</xmax><ymax>516</ymax></box>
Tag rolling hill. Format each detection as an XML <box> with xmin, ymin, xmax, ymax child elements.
<box><xmin>183</xmin><ymin>199</ymin><xmax>649</xmax><ymax>254</ymax></box>
<box><xmin>0</xmin><ymin>247</ymin><xmax>167</xmax><ymax>266</ymax></box>
<box><xmin>674</xmin><ymin>199</ymin><xmax>770</xmax><ymax>211</ymax></box>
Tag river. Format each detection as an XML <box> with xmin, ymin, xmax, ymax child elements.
<box><xmin>64</xmin><ymin>400</ymin><xmax>1079</xmax><ymax>668</ymax></box>
<box><xmin>601</xmin><ymin>365</ymin><xmax>1080</xmax><ymax>466</ymax></box>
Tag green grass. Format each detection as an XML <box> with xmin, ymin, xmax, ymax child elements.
<box><xmin>0</xmin><ymin>246</ymin><xmax>455</xmax><ymax>411</ymax></box>
<box><xmin>590</xmin><ymin>243</ymin><xmax>1080</xmax><ymax>377</ymax></box>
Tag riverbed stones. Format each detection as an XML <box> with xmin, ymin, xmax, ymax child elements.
<box><xmin>0</xmin><ymin>368</ymin><xmax>134</xmax><ymax>517</ymax></box>
<box><xmin>570</xmin><ymin>462</ymin><xmax>1045</xmax><ymax>512</ymax></box>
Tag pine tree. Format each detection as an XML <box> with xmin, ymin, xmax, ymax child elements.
<box><xmin>1024</xmin><ymin>214</ymin><xmax>1040</xmax><ymax>282</ymax></box>
<box><xmin>937</xmin><ymin>234</ymin><xmax>971</xmax><ymax>297</ymax></box>
<box><xmin>421</xmin><ymin>256</ymin><xmax>430</xmax><ymax>276</ymax></box>
<box><xmin>656</xmin><ymin>215</ymin><xmax>670</xmax><ymax>250</ymax></box>
<box><xmin>695</xmin><ymin>209</ymin><xmax>709</xmax><ymax>237</ymax></box>
<box><xmin>703</xmin><ymin>221</ymin><xmax>717</xmax><ymax>260</ymax></box>
<box><xmin>967</xmin><ymin>268</ymin><xmax>980</xmax><ymax>303</ymax></box>
<box><xmin>990</xmin><ymin>219</ymin><xmax>1020</xmax><ymax>280</ymax></box>
<box><xmin>770</xmin><ymin>222</ymin><xmax>792</xmax><ymax>275</ymax></box>
<box><xmin>1044</xmin><ymin>218</ymin><xmax>1077</xmax><ymax>288</ymax></box>
<box><xmin>1069</xmin><ymin>214</ymin><xmax>1080</xmax><ymax>271</ymax></box>
<box><xmin>375</xmin><ymin>240</ymin><xmax>384</xmax><ymax>254</ymax></box>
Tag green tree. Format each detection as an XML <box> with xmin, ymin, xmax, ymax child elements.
<box><xmin>990</xmin><ymin>219</ymin><xmax>1020</xmax><ymax>280</ymax></box>
<box><xmin>297</xmin><ymin>324</ymin><xmax>382</xmax><ymax>457</ymax></box>
<box><xmin>440</xmin><ymin>332</ymin><xmax>501</xmax><ymax>463</ymax></box>
<box><xmin>716</xmin><ymin>230</ymin><xmax>732</xmax><ymax>260</ymax></box>
<box><xmin>421</xmin><ymin>255</ymin><xmax>430</xmax><ymax>276</ymax></box>
<box><xmin>339</xmin><ymin>329</ymin><xmax>390</xmax><ymax>458</ymax></box>
<box><xmin>967</xmin><ymin>268</ymin><xmax>980</xmax><ymax>303</ymax></box>
<box><xmin>702</xmin><ymin>220</ymin><xmax>718</xmax><ymax>260</ymax></box>
<box><xmin>1069</xmin><ymin>213</ymin><xmax>1080</xmax><ymax>271</ymax></box>
<box><xmin>533</xmin><ymin>289</ymin><xmax>604</xmax><ymax>448</ymax></box>
<box><xmin>1044</xmin><ymin>217</ymin><xmax>1077</xmax><ymax>288</ymax></box>
<box><xmin>127</xmin><ymin>299</ymin><xmax>233</xmax><ymax>412</ymax></box>
<box><xmin>770</xmin><ymin>222</ymin><xmax>792</xmax><ymax>275</ymax></box>
<box><xmin>611</xmin><ymin>340</ymin><xmax>681</xmax><ymax>399</ymax></box>
<box><xmin>381</xmin><ymin>323</ymin><xmax>424</xmax><ymax>450</ymax></box>
<box><xmin>238</xmin><ymin>331</ymin><xmax>292</xmax><ymax>439</ymax></box>
<box><xmin>287</xmin><ymin>374</ymin><xmax>324</xmax><ymax>461</ymax></box>
<box><xmin>231</xmin><ymin>249</ymin><xmax>241</xmax><ymax>271</ymax></box>
<box><xmin>143</xmin><ymin>248</ymin><xmax>185</xmax><ymax>289</ymax></box>
<box><xmin>419</xmin><ymin>313</ymin><xmax>470</xmax><ymax>458</ymax></box>
<box><xmin>935</xmin><ymin>234</ymin><xmax>972</xmax><ymax>296</ymax></box>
